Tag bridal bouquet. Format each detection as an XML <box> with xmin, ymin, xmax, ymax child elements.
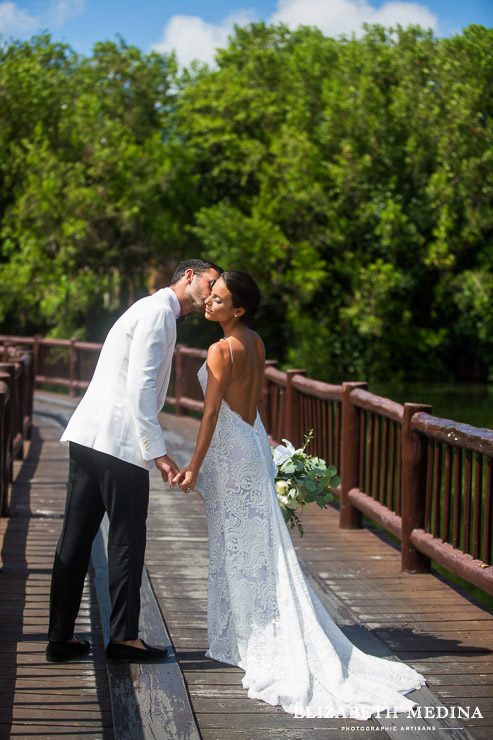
<box><xmin>272</xmin><ymin>430</ymin><xmax>340</xmax><ymax>536</ymax></box>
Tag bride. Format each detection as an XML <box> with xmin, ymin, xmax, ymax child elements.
<box><xmin>173</xmin><ymin>270</ymin><xmax>425</xmax><ymax>719</ymax></box>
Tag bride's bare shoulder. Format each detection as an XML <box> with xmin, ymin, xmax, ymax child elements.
<box><xmin>207</xmin><ymin>340</ymin><xmax>231</xmax><ymax>366</ymax></box>
<box><xmin>207</xmin><ymin>339</ymin><xmax>230</xmax><ymax>355</ymax></box>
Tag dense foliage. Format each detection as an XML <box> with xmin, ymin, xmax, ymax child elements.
<box><xmin>1</xmin><ymin>24</ymin><xmax>492</xmax><ymax>381</ymax></box>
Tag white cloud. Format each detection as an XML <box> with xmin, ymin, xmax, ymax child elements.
<box><xmin>0</xmin><ymin>2</ymin><xmax>38</xmax><ymax>35</ymax></box>
<box><xmin>271</xmin><ymin>0</ymin><xmax>437</xmax><ymax>36</ymax></box>
<box><xmin>47</xmin><ymin>0</ymin><xmax>86</xmax><ymax>29</ymax></box>
<box><xmin>153</xmin><ymin>0</ymin><xmax>438</xmax><ymax>68</ymax></box>
<box><xmin>0</xmin><ymin>0</ymin><xmax>86</xmax><ymax>39</ymax></box>
<box><xmin>151</xmin><ymin>9</ymin><xmax>256</xmax><ymax>68</ymax></box>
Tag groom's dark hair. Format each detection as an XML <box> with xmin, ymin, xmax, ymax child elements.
<box><xmin>171</xmin><ymin>259</ymin><xmax>223</xmax><ymax>284</ymax></box>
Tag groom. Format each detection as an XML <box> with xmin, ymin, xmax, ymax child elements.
<box><xmin>46</xmin><ymin>259</ymin><xmax>222</xmax><ymax>663</ymax></box>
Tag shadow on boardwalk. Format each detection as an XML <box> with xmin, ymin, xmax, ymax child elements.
<box><xmin>0</xmin><ymin>415</ymin><xmax>112</xmax><ymax>739</ymax></box>
<box><xmin>1</xmin><ymin>396</ymin><xmax>492</xmax><ymax>740</ymax></box>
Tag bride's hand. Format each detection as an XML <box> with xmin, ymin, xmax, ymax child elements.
<box><xmin>173</xmin><ymin>465</ymin><xmax>197</xmax><ymax>493</ymax></box>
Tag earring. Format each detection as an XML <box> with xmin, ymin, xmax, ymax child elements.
<box><xmin>234</xmin><ymin>314</ymin><xmax>237</xmax><ymax>317</ymax></box>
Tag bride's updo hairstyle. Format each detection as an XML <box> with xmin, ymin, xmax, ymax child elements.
<box><xmin>221</xmin><ymin>270</ymin><xmax>261</xmax><ymax>324</ymax></box>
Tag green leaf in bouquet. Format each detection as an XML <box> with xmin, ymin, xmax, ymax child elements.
<box><xmin>282</xmin><ymin>461</ymin><xmax>296</xmax><ymax>474</ymax></box>
<box><xmin>287</xmin><ymin>499</ymin><xmax>299</xmax><ymax>510</ymax></box>
<box><xmin>330</xmin><ymin>475</ymin><xmax>341</xmax><ymax>488</ymax></box>
<box><xmin>305</xmin><ymin>480</ymin><xmax>317</xmax><ymax>492</ymax></box>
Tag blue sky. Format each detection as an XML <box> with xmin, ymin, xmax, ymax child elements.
<box><xmin>1</xmin><ymin>1</ymin><xmax>491</xmax><ymax>66</ymax></box>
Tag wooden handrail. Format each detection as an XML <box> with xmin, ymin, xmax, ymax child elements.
<box><xmin>411</xmin><ymin>411</ymin><xmax>493</xmax><ymax>457</ymax></box>
<box><xmin>291</xmin><ymin>374</ymin><xmax>342</xmax><ymax>402</ymax></box>
<box><xmin>350</xmin><ymin>387</ymin><xmax>404</xmax><ymax>423</ymax></box>
<box><xmin>264</xmin><ymin>365</ymin><xmax>287</xmax><ymax>386</ymax></box>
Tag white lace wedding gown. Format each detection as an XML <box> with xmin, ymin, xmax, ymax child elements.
<box><xmin>197</xmin><ymin>347</ymin><xmax>425</xmax><ymax>719</ymax></box>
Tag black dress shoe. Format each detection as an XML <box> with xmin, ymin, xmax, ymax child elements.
<box><xmin>105</xmin><ymin>640</ymin><xmax>168</xmax><ymax>662</ymax></box>
<box><xmin>46</xmin><ymin>639</ymin><xmax>91</xmax><ymax>663</ymax></box>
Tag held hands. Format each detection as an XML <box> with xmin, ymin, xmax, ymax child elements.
<box><xmin>154</xmin><ymin>454</ymin><xmax>180</xmax><ymax>487</ymax></box>
<box><xmin>172</xmin><ymin>464</ymin><xmax>198</xmax><ymax>493</ymax></box>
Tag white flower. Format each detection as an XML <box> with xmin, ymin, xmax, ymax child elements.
<box><xmin>275</xmin><ymin>480</ymin><xmax>289</xmax><ymax>495</ymax></box>
<box><xmin>273</xmin><ymin>439</ymin><xmax>296</xmax><ymax>466</ymax></box>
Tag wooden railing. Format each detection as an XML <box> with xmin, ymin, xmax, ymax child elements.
<box><xmin>1</xmin><ymin>334</ymin><xmax>492</xmax><ymax>596</ymax></box>
<box><xmin>0</xmin><ymin>343</ymin><xmax>35</xmax><ymax>517</ymax></box>
<box><xmin>0</xmin><ymin>335</ymin><xmax>101</xmax><ymax>397</ymax></box>
<box><xmin>175</xmin><ymin>345</ymin><xmax>493</xmax><ymax>596</ymax></box>
<box><xmin>408</xmin><ymin>413</ymin><xmax>493</xmax><ymax>593</ymax></box>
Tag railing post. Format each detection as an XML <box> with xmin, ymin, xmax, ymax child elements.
<box><xmin>175</xmin><ymin>345</ymin><xmax>184</xmax><ymax>416</ymax></box>
<box><xmin>262</xmin><ymin>360</ymin><xmax>277</xmax><ymax>436</ymax></box>
<box><xmin>2</xmin><ymin>340</ymin><xmax>13</xmax><ymax>361</ymax></box>
<box><xmin>69</xmin><ymin>338</ymin><xmax>77</xmax><ymax>397</ymax></box>
<box><xmin>340</xmin><ymin>381</ymin><xmax>368</xmax><ymax>529</ymax></box>
<box><xmin>0</xmin><ymin>383</ymin><xmax>8</xmax><ymax>516</ymax></box>
<box><xmin>285</xmin><ymin>369</ymin><xmax>306</xmax><ymax>447</ymax></box>
<box><xmin>401</xmin><ymin>402</ymin><xmax>433</xmax><ymax>572</ymax></box>
<box><xmin>18</xmin><ymin>352</ymin><xmax>34</xmax><ymax>440</ymax></box>
<box><xmin>33</xmin><ymin>334</ymin><xmax>42</xmax><ymax>389</ymax></box>
<box><xmin>0</xmin><ymin>370</ymin><xmax>13</xmax><ymax>496</ymax></box>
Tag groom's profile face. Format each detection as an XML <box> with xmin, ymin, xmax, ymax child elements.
<box><xmin>189</xmin><ymin>269</ymin><xmax>221</xmax><ymax>314</ymax></box>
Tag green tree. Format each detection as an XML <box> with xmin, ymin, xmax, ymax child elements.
<box><xmin>0</xmin><ymin>35</ymin><xmax>178</xmax><ymax>338</ymax></box>
<box><xmin>1</xmin><ymin>24</ymin><xmax>492</xmax><ymax>383</ymax></box>
<box><xmin>179</xmin><ymin>22</ymin><xmax>493</xmax><ymax>381</ymax></box>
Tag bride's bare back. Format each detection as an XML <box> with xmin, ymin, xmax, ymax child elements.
<box><xmin>221</xmin><ymin>330</ymin><xmax>266</xmax><ymax>426</ymax></box>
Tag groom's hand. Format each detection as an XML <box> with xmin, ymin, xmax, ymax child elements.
<box><xmin>173</xmin><ymin>465</ymin><xmax>197</xmax><ymax>493</ymax></box>
<box><xmin>154</xmin><ymin>454</ymin><xmax>179</xmax><ymax>487</ymax></box>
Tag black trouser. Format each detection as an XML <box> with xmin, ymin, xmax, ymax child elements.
<box><xmin>48</xmin><ymin>442</ymin><xmax>150</xmax><ymax>643</ymax></box>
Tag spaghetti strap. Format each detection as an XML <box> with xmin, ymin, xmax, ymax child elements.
<box><xmin>222</xmin><ymin>337</ymin><xmax>234</xmax><ymax>365</ymax></box>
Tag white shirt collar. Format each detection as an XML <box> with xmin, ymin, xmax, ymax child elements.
<box><xmin>164</xmin><ymin>287</ymin><xmax>181</xmax><ymax>319</ymax></box>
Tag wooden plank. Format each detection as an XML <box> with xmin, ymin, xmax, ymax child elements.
<box><xmin>3</xmin><ymin>721</ymin><xmax>113</xmax><ymax>736</ymax></box>
<box><xmin>194</xmin><ymin>709</ymin><xmax>377</xmax><ymax>732</ymax></box>
<box><xmin>1</xmin><ymin>705</ymin><xmax>111</xmax><ymax>721</ymax></box>
<box><xmin>91</xmin><ymin>515</ymin><xmax>200</xmax><ymax>740</ymax></box>
<box><xmin>200</xmin><ymin>730</ymin><xmax>348</xmax><ymax>740</ymax></box>
<box><xmin>352</xmin><ymin>608</ymin><xmax>493</xmax><ymax>620</ymax></box>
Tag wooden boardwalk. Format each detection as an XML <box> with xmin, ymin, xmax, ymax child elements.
<box><xmin>0</xmin><ymin>395</ymin><xmax>492</xmax><ymax>739</ymax></box>
<box><xmin>149</xmin><ymin>413</ymin><xmax>493</xmax><ymax>740</ymax></box>
<box><xmin>0</xmin><ymin>414</ymin><xmax>112</xmax><ymax>739</ymax></box>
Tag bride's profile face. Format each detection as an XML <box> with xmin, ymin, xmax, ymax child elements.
<box><xmin>204</xmin><ymin>278</ymin><xmax>237</xmax><ymax>322</ymax></box>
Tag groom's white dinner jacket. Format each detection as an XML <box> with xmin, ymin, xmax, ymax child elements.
<box><xmin>60</xmin><ymin>287</ymin><xmax>181</xmax><ymax>470</ymax></box>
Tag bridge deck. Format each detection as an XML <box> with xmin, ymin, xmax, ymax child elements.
<box><xmin>152</xmin><ymin>412</ymin><xmax>493</xmax><ymax>740</ymax></box>
<box><xmin>0</xmin><ymin>395</ymin><xmax>492</xmax><ymax>739</ymax></box>
<box><xmin>0</xmin><ymin>413</ymin><xmax>112</xmax><ymax>739</ymax></box>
